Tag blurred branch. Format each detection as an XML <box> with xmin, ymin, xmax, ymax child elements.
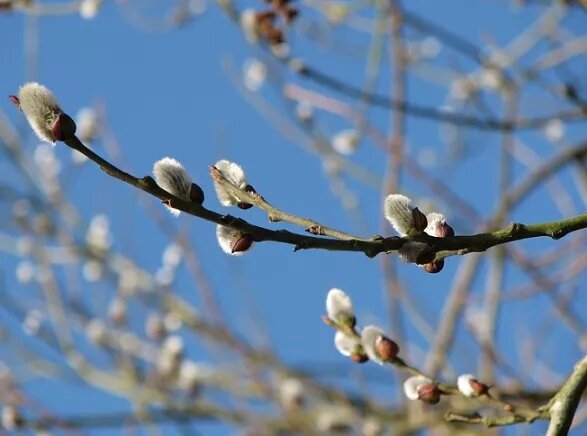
<box><xmin>546</xmin><ymin>354</ymin><xmax>587</xmax><ymax>436</ymax></box>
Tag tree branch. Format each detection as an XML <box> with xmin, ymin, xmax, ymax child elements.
<box><xmin>62</xmin><ymin>135</ymin><xmax>587</xmax><ymax>261</ymax></box>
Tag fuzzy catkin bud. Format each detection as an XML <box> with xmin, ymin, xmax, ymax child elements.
<box><xmin>403</xmin><ymin>375</ymin><xmax>440</xmax><ymax>404</ymax></box>
<box><xmin>1</xmin><ymin>406</ymin><xmax>23</xmax><ymax>431</ymax></box>
<box><xmin>457</xmin><ymin>374</ymin><xmax>489</xmax><ymax>397</ymax></box>
<box><xmin>425</xmin><ymin>212</ymin><xmax>454</xmax><ymax>238</ymax></box>
<box><xmin>360</xmin><ymin>325</ymin><xmax>398</xmax><ymax>365</ymax></box>
<box><xmin>216</xmin><ymin>225</ymin><xmax>253</xmax><ymax>255</ymax></box>
<box><xmin>212</xmin><ymin>160</ymin><xmax>250</xmax><ymax>207</ymax></box>
<box><xmin>422</xmin><ymin>212</ymin><xmax>452</xmax><ymax>273</ymax></box>
<box><xmin>240</xmin><ymin>9</ymin><xmax>260</xmax><ymax>44</ymax></box>
<box><xmin>333</xmin><ymin>330</ymin><xmax>360</xmax><ymax>357</ymax></box>
<box><xmin>14</xmin><ymin>82</ymin><xmax>75</xmax><ymax>144</ymax></box>
<box><xmin>383</xmin><ymin>194</ymin><xmax>427</xmax><ymax>236</ymax></box>
<box><xmin>153</xmin><ymin>157</ymin><xmax>203</xmax><ymax>216</ymax></box>
<box><xmin>325</xmin><ymin>288</ymin><xmax>355</xmax><ymax>327</ymax></box>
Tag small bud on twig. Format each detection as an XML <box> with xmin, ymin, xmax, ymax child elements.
<box><xmin>383</xmin><ymin>194</ymin><xmax>427</xmax><ymax>236</ymax></box>
<box><xmin>51</xmin><ymin>112</ymin><xmax>77</xmax><ymax>142</ymax></box>
<box><xmin>361</xmin><ymin>325</ymin><xmax>399</xmax><ymax>364</ymax></box>
<box><xmin>13</xmin><ymin>82</ymin><xmax>72</xmax><ymax>144</ymax></box>
<box><xmin>325</xmin><ymin>288</ymin><xmax>355</xmax><ymax>328</ymax></box>
<box><xmin>212</xmin><ymin>160</ymin><xmax>251</xmax><ymax>207</ymax></box>
<box><xmin>153</xmin><ymin>157</ymin><xmax>203</xmax><ymax>215</ymax></box>
<box><xmin>425</xmin><ymin>212</ymin><xmax>454</xmax><ymax>238</ymax></box>
<box><xmin>403</xmin><ymin>376</ymin><xmax>441</xmax><ymax>405</ymax></box>
<box><xmin>216</xmin><ymin>225</ymin><xmax>254</xmax><ymax>256</ymax></box>
<box><xmin>457</xmin><ymin>374</ymin><xmax>490</xmax><ymax>397</ymax></box>
<box><xmin>424</xmin><ymin>260</ymin><xmax>444</xmax><ymax>273</ymax></box>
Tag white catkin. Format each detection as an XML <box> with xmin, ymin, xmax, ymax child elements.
<box><xmin>383</xmin><ymin>194</ymin><xmax>415</xmax><ymax>237</ymax></box>
<box><xmin>457</xmin><ymin>374</ymin><xmax>477</xmax><ymax>397</ymax></box>
<box><xmin>153</xmin><ymin>157</ymin><xmax>192</xmax><ymax>215</ymax></box>
<box><xmin>360</xmin><ymin>325</ymin><xmax>386</xmax><ymax>365</ymax></box>
<box><xmin>213</xmin><ymin>160</ymin><xmax>249</xmax><ymax>206</ymax></box>
<box><xmin>403</xmin><ymin>375</ymin><xmax>433</xmax><ymax>401</ymax></box>
<box><xmin>18</xmin><ymin>82</ymin><xmax>63</xmax><ymax>144</ymax></box>
<box><xmin>326</xmin><ymin>288</ymin><xmax>354</xmax><ymax>324</ymax></box>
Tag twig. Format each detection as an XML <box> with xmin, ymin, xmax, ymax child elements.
<box><xmin>60</xmin><ymin>135</ymin><xmax>587</xmax><ymax>260</ymax></box>
<box><xmin>546</xmin><ymin>355</ymin><xmax>587</xmax><ymax>436</ymax></box>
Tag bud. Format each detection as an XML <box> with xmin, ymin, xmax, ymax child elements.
<box><xmin>157</xmin><ymin>335</ymin><xmax>184</xmax><ymax>377</ymax></box>
<box><xmin>243</xmin><ymin>58</ymin><xmax>267</xmax><ymax>92</ymax></box>
<box><xmin>51</xmin><ymin>112</ymin><xmax>77</xmax><ymax>142</ymax></box>
<box><xmin>383</xmin><ymin>194</ymin><xmax>426</xmax><ymax>236</ymax></box>
<box><xmin>1</xmin><ymin>406</ymin><xmax>23</xmax><ymax>431</ymax></box>
<box><xmin>360</xmin><ymin>325</ymin><xmax>397</xmax><ymax>365</ymax></box>
<box><xmin>424</xmin><ymin>260</ymin><xmax>444</xmax><ymax>273</ymax></box>
<box><xmin>8</xmin><ymin>95</ymin><xmax>20</xmax><ymax>108</ymax></box>
<box><xmin>278</xmin><ymin>377</ymin><xmax>305</xmax><ymax>411</ymax></box>
<box><xmin>403</xmin><ymin>375</ymin><xmax>440</xmax><ymax>404</ymax></box>
<box><xmin>216</xmin><ymin>225</ymin><xmax>254</xmax><ymax>256</ymax></box>
<box><xmin>425</xmin><ymin>212</ymin><xmax>454</xmax><ymax>238</ymax></box>
<box><xmin>231</xmin><ymin>234</ymin><xmax>254</xmax><ymax>254</ymax></box>
<box><xmin>325</xmin><ymin>288</ymin><xmax>355</xmax><ymax>327</ymax></box>
<box><xmin>178</xmin><ymin>360</ymin><xmax>206</xmax><ymax>393</ymax></box>
<box><xmin>153</xmin><ymin>157</ymin><xmax>198</xmax><ymax>216</ymax></box>
<box><xmin>189</xmin><ymin>183</ymin><xmax>205</xmax><ymax>205</ymax></box>
<box><xmin>212</xmin><ymin>160</ymin><xmax>251</xmax><ymax>207</ymax></box>
<box><xmin>457</xmin><ymin>374</ymin><xmax>489</xmax><ymax>397</ymax></box>
<box><xmin>241</xmin><ymin>9</ymin><xmax>260</xmax><ymax>44</ymax></box>
<box><xmin>145</xmin><ymin>313</ymin><xmax>166</xmax><ymax>341</ymax></box>
<box><xmin>375</xmin><ymin>335</ymin><xmax>399</xmax><ymax>361</ymax></box>
<box><xmin>79</xmin><ymin>0</ymin><xmax>101</xmax><ymax>19</ymax></box>
<box><xmin>332</xmin><ymin>129</ymin><xmax>359</xmax><ymax>155</ymax></box>
<box><xmin>334</xmin><ymin>330</ymin><xmax>361</xmax><ymax>357</ymax></box>
<box><xmin>14</xmin><ymin>82</ymin><xmax>68</xmax><ymax>144</ymax></box>
<box><xmin>417</xmin><ymin>383</ymin><xmax>442</xmax><ymax>405</ymax></box>
<box><xmin>86</xmin><ymin>318</ymin><xmax>108</xmax><ymax>346</ymax></box>
<box><xmin>108</xmin><ymin>297</ymin><xmax>127</xmax><ymax>325</ymax></box>
<box><xmin>412</xmin><ymin>208</ymin><xmax>428</xmax><ymax>233</ymax></box>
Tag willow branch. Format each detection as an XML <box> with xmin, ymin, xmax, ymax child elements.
<box><xmin>62</xmin><ymin>135</ymin><xmax>587</xmax><ymax>261</ymax></box>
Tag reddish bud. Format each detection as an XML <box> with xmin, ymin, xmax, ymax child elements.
<box><xmin>412</xmin><ymin>207</ymin><xmax>428</xmax><ymax>233</ymax></box>
<box><xmin>189</xmin><ymin>183</ymin><xmax>205</xmax><ymax>205</ymax></box>
<box><xmin>437</xmin><ymin>222</ymin><xmax>454</xmax><ymax>238</ymax></box>
<box><xmin>8</xmin><ymin>95</ymin><xmax>20</xmax><ymax>109</ymax></box>
<box><xmin>375</xmin><ymin>336</ymin><xmax>399</xmax><ymax>361</ymax></box>
<box><xmin>417</xmin><ymin>384</ymin><xmax>441</xmax><ymax>405</ymax></box>
<box><xmin>424</xmin><ymin>260</ymin><xmax>444</xmax><ymax>273</ymax></box>
<box><xmin>209</xmin><ymin>165</ymin><xmax>222</xmax><ymax>182</ymax></box>
<box><xmin>231</xmin><ymin>234</ymin><xmax>253</xmax><ymax>254</ymax></box>
<box><xmin>469</xmin><ymin>378</ymin><xmax>490</xmax><ymax>396</ymax></box>
<box><xmin>350</xmin><ymin>353</ymin><xmax>368</xmax><ymax>364</ymax></box>
<box><xmin>51</xmin><ymin>112</ymin><xmax>77</xmax><ymax>142</ymax></box>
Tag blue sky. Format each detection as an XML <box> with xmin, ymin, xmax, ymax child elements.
<box><xmin>1</xmin><ymin>1</ymin><xmax>586</xmax><ymax>434</ymax></box>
